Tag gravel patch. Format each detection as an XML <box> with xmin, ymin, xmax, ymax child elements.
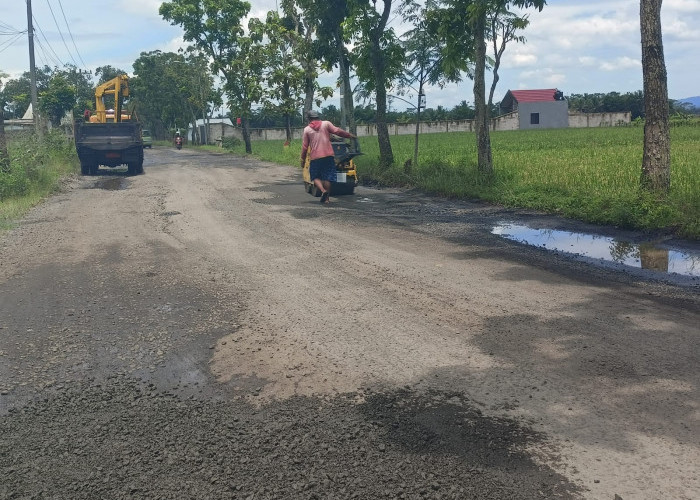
<box><xmin>0</xmin><ymin>378</ymin><xmax>578</xmax><ymax>499</ymax></box>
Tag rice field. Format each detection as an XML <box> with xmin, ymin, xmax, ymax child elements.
<box><xmin>226</xmin><ymin>126</ymin><xmax>700</xmax><ymax>239</ymax></box>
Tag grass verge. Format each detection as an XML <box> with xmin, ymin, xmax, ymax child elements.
<box><xmin>1</xmin><ymin>131</ymin><xmax>78</xmax><ymax>230</ymax></box>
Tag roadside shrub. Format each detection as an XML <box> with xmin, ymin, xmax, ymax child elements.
<box><xmin>1</xmin><ymin>130</ymin><xmax>77</xmax><ymax>202</ymax></box>
<box><xmin>221</xmin><ymin>136</ymin><xmax>242</xmax><ymax>149</ymax></box>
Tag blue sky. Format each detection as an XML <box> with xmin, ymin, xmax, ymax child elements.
<box><xmin>1</xmin><ymin>0</ymin><xmax>698</xmax><ymax>112</ymax></box>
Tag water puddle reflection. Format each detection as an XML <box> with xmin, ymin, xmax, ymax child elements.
<box><xmin>492</xmin><ymin>223</ymin><xmax>700</xmax><ymax>277</ymax></box>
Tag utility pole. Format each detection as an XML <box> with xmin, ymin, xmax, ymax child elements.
<box><xmin>26</xmin><ymin>0</ymin><xmax>41</xmax><ymax>136</ymax></box>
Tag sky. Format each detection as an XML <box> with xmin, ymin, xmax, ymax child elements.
<box><xmin>1</xmin><ymin>0</ymin><xmax>698</xmax><ymax>114</ymax></box>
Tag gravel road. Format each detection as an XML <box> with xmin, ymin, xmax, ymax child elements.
<box><xmin>1</xmin><ymin>146</ymin><xmax>698</xmax><ymax>500</ymax></box>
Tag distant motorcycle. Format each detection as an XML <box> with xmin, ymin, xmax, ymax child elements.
<box><xmin>175</xmin><ymin>136</ymin><xmax>183</xmax><ymax>150</ymax></box>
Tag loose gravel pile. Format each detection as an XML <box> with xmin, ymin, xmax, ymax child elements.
<box><xmin>0</xmin><ymin>378</ymin><xmax>577</xmax><ymax>499</ymax></box>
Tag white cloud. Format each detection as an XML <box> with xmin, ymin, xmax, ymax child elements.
<box><xmin>121</xmin><ymin>0</ymin><xmax>165</xmax><ymax>20</ymax></box>
<box><xmin>665</xmin><ymin>0</ymin><xmax>700</xmax><ymax>14</ymax></box>
<box><xmin>600</xmin><ymin>56</ymin><xmax>641</xmax><ymax>72</ymax></box>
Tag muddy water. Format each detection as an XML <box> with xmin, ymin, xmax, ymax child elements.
<box><xmin>492</xmin><ymin>223</ymin><xmax>700</xmax><ymax>277</ymax></box>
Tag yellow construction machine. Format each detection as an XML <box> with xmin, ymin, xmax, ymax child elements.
<box><xmin>303</xmin><ymin>138</ymin><xmax>361</xmax><ymax>196</ymax></box>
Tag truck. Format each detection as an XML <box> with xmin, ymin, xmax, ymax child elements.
<box><xmin>75</xmin><ymin>75</ymin><xmax>143</xmax><ymax>176</ymax></box>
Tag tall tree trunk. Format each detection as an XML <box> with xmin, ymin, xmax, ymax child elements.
<box><xmin>285</xmin><ymin>113</ymin><xmax>292</xmax><ymax>143</ymax></box>
<box><xmin>303</xmin><ymin>75</ymin><xmax>315</xmax><ymax>115</ymax></box>
<box><xmin>474</xmin><ymin>9</ymin><xmax>493</xmax><ymax>174</ymax></box>
<box><xmin>342</xmin><ymin>52</ymin><xmax>358</xmax><ymax>151</ymax></box>
<box><xmin>372</xmin><ymin>1</ymin><xmax>393</xmax><ymax>169</ymax></box>
<box><xmin>336</xmin><ymin>39</ymin><xmax>358</xmax><ymax>151</ymax></box>
<box><xmin>375</xmin><ymin>79</ymin><xmax>393</xmax><ymax>169</ymax></box>
<box><xmin>413</xmin><ymin>77</ymin><xmax>424</xmax><ymax>170</ymax></box>
<box><xmin>640</xmin><ymin>0</ymin><xmax>670</xmax><ymax>193</ymax></box>
<box><xmin>0</xmin><ymin>107</ymin><xmax>10</xmax><ymax>173</ymax></box>
<box><xmin>241</xmin><ymin>114</ymin><xmax>252</xmax><ymax>154</ymax></box>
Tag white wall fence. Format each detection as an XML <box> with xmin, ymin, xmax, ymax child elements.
<box><xmin>212</xmin><ymin>111</ymin><xmax>631</xmax><ymax>144</ymax></box>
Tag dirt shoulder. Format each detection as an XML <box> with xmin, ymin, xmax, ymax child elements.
<box><xmin>1</xmin><ymin>147</ymin><xmax>698</xmax><ymax>499</ymax></box>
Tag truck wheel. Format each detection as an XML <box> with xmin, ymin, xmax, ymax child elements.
<box><xmin>127</xmin><ymin>161</ymin><xmax>144</xmax><ymax>176</ymax></box>
<box><xmin>80</xmin><ymin>163</ymin><xmax>90</xmax><ymax>176</ymax></box>
<box><xmin>89</xmin><ymin>164</ymin><xmax>99</xmax><ymax>176</ymax></box>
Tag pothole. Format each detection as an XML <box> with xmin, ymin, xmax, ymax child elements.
<box><xmin>93</xmin><ymin>178</ymin><xmax>129</xmax><ymax>191</ymax></box>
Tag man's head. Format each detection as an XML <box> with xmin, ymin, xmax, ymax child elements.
<box><xmin>306</xmin><ymin>110</ymin><xmax>320</xmax><ymax>121</ymax></box>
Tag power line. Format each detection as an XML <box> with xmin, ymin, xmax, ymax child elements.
<box><xmin>57</xmin><ymin>0</ymin><xmax>87</xmax><ymax>70</ymax></box>
<box><xmin>32</xmin><ymin>15</ymin><xmax>63</xmax><ymax>67</ymax></box>
<box><xmin>0</xmin><ymin>21</ymin><xmax>25</xmax><ymax>34</ymax></box>
<box><xmin>0</xmin><ymin>32</ymin><xmax>25</xmax><ymax>54</ymax></box>
<box><xmin>35</xmin><ymin>36</ymin><xmax>63</xmax><ymax>67</ymax></box>
<box><xmin>43</xmin><ymin>0</ymin><xmax>78</xmax><ymax>67</ymax></box>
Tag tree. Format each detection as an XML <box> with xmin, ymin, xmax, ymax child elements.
<box><xmin>305</xmin><ymin>0</ymin><xmax>358</xmax><ymax>140</ymax></box>
<box><xmin>428</xmin><ymin>0</ymin><xmax>545</xmax><ymax>174</ymax></box>
<box><xmin>132</xmin><ymin>50</ymin><xmax>219</xmax><ymax>141</ymax></box>
<box><xmin>486</xmin><ymin>6</ymin><xmax>529</xmax><ymax>109</ymax></box>
<box><xmin>183</xmin><ymin>49</ymin><xmax>223</xmax><ymax>144</ymax></box>
<box><xmin>132</xmin><ymin>51</ymin><xmax>185</xmax><ymax>137</ymax></box>
<box><xmin>260</xmin><ymin>11</ymin><xmax>313</xmax><ymax>143</ymax></box>
<box><xmin>38</xmin><ymin>74</ymin><xmax>75</xmax><ymax>127</ymax></box>
<box><xmin>0</xmin><ymin>66</ymin><xmax>52</xmax><ymax>119</ymax></box>
<box><xmin>160</xmin><ymin>0</ymin><xmax>264</xmax><ymax>154</ymax></box>
<box><xmin>346</xmin><ymin>0</ymin><xmax>405</xmax><ymax>169</ymax></box>
<box><xmin>95</xmin><ymin>66</ymin><xmax>128</xmax><ymax>84</ymax></box>
<box><xmin>280</xmin><ymin>0</ymin><xmax>333</xmax><ymax>116</ymax></box>
<box><xmin>640</xmin><ymin>0</ymin><xmax>670</xmax><ymax>193</ymax></box>
<box><xmin>402</xmin><ymin>1</ymin><xmax>462</xmax><ymax>168</ymax></box>
<box><xmin>59</xmin><ymin>65</ymin><xmax>95</xmax><ymax>119</ymax></box>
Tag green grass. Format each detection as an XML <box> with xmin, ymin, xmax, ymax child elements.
<box><xmin>223</xmin><ymin>126</ymin><xmax>700</xmax><ymax>239</ymax></box>
<box><xmin>0</xmin><ymin>131</ymin><xmax>78</xmax><ymax>230</ymax></box>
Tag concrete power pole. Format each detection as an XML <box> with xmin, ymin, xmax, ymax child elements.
<box><xmin>26</xmin><ymin>0</ymin><xmax>41</xmax><ymax>136</ymax></box>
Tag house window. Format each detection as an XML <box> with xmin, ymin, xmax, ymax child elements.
<box><xmin>530</xmin><ymin>112</ymin><xmax>540</xmax><ymax>125</ymax></box>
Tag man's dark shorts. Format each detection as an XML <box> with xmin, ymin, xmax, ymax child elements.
<box><xmin>309</xmin><ymin>156</ymin><xmax>336</xmax><ymax>182</ymax></box>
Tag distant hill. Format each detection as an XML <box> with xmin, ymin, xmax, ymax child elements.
<box><xmin>677</xmin><ymin>96</ymin><xmax>700</xmax><ymax>109</ymax></box>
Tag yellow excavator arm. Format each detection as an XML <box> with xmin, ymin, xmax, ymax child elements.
<box><xmin>90</xmin><ymin>74</ymin><xmax>131</xmax><ymax>123</ymax></box>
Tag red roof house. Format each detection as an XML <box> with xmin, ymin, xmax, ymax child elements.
<box><xmin>499</xmin><ymin>89</ymin><xmax>568</xmax><ymax>129</ymax></box>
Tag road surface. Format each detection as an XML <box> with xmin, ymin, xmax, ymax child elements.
<box><xmin>1</xmin><ymin>146</ymin><xmax>698</xmax><ymax>499</ymax></box>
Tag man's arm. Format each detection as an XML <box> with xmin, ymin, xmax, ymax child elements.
<box><xmin>326</xmin><ymin>122</ymin><xmax>356</xmax><ymax>139</ymax></box>
<box><xmin>300</xmin><ymin>130</ymin><xmax>310</xmax><ymax>167</ymax></box>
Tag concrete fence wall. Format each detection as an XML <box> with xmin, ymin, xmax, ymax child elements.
<box><xmin>214</xmin><ymin>111</ymin><xmax>631</xmax><ymax>144</ymax></box>
<box><xmin>568</xmin><ymin>111</ymin><xmax>631</xmax><ymax>128</ymax></box>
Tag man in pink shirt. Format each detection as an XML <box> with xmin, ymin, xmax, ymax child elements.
<box><xmin>300</xmin><ymin>110</ymin><xmax>356</xmax><ymax>203</ymax></box>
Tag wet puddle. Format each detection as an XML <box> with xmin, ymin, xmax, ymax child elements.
<box><xmin>492</xmin><ymin>223</ymin><xmax>700</xmax><ymax>277</ymax></box>
<box><xmin>94</xmin><ymin>178</ymin><xmax>129</xmax><ymax>190</ymax></box>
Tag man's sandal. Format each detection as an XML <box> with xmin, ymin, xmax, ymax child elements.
<box><xmin>320</xmin><ymin>191</ymin><xmax>329</xmax><ymax>203</ymax></box>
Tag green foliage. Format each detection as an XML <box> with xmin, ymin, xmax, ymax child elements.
<box><xmin>131</xmin><ymin>49</ymin><xmax>220</xmax><ymax>140</ymax></box>
<box><xmin>38</xmin><ymin>74</ymin><xmax>76</xmax><ymax>126</ymax></box>
<box><xmin>0</xmin><ymin>65</ymin><xmax>52</xmax><ymax>119</ymax></box>
<box><xmin>0</xmin><ymin>131</ymin><xmax>77</xmax><ymax>205</ymax></box>
<box><xmin>221</xmin><ymin>136</ymin><xmax>242</xmax><ymax>149</ymax></box>
<box><xmin>237</xmin><ymin>126</ymin><xmax>700</xmax><ymax>239</ymax></box>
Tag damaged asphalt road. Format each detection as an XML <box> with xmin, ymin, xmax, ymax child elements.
<box><xmin>1</xmin><ymin>147</ymin><xmax>698</xmax><ymax>499</ymax></box>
